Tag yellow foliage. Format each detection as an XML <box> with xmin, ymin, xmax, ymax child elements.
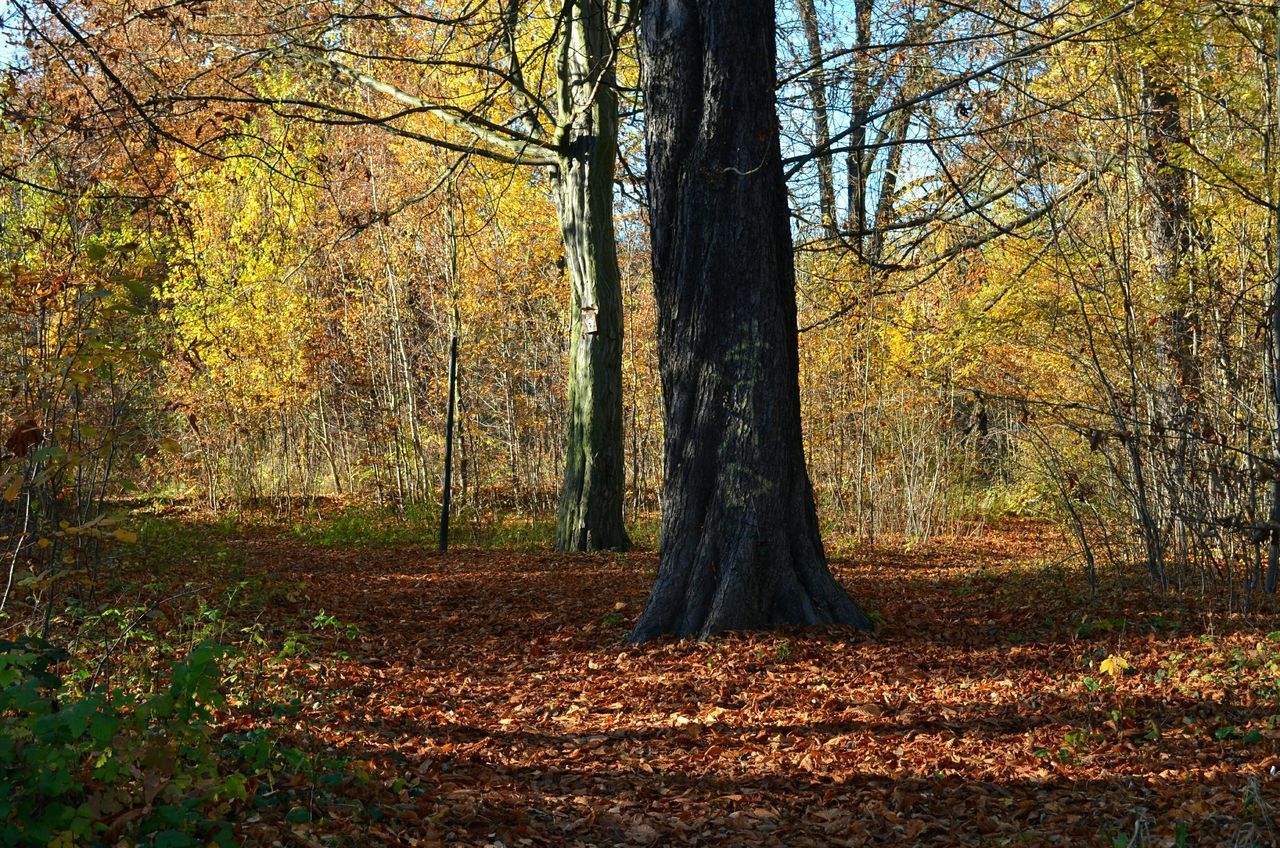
<box><xmin>1099</xmin><ymin>655</ymin><xmax>1131</xmax><ymax>679</ymax></box>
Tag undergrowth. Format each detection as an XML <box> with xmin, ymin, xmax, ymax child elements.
<box><xmin>287</xmin><ymin>502</ymin><xmax>661</xmax><ymax>552</ymax></box>
<box><xmin>0</xmin><ymin>514</ymin><xmax>371</xmax><ymax>847</ymax></box>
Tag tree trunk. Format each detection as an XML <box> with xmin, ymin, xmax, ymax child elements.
<box><xmin>1268</xmin><ymin>15</ymin><xmax>1280</xmax><ymax>593</ymax></box>
<box><xmin>1140</xmin><ymin>59</ymin><xmax>1199</xmax><ymax>581</ymax></box>
<box><xmin>1141</xmin><ymin>63</ymin><xmax>1198</xmax><ymax>424</ymax></box>
<box><xmin>846</xmin><ymin>0</ymin><xmax>875</xmax><ymax>242</ymax></box>
<box><xmin>631</xmin><ymin>0</ymin><xmax>871</xmax><ymax>641</ymax></box>
<box><xmin>553</xmin><ymin>0</ymin><xmax>630</xmax><ymax>552</ymax></box>
<box><xmin>794</xmin><ymin>0</ymin><xmax>838</xmax><ymax>238</ymax></box>
<box><xmin>869</xmin><ymin>104</ymin><xmax>911</xmax><ymax>265</ymax></box>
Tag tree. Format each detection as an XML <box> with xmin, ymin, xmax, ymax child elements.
<box><xmin>630</xmin><ymin>0</ymin><xmax>871</xmax><ymax>640</ymax></box>
<box><xmin>549</xmin><ymin>0</ymin><xmax>632</xmax><ymax>552</ymax></box>
<box><xmin>792</xmin><ymin>0</ymin><xmax>837</xmax><ymax>239</ymax></box>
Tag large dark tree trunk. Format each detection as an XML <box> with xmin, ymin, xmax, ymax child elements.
<box><xmin>631</xmin><ymin>0</ymin><xmax>872</xmax><ymax>641</ymax></box>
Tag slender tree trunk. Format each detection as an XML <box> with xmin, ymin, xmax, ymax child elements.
<box><xmin>1140</xmin><ymin>60</ymin><xmax>1198</xmax><ymax>579</ymax></box>
<box><xmin>631</xmin><ymin>0</ymin><xmax>871</xmax><ymax>641</ymax></box>
<box><xmin>846</xmin><ymin>0</ymin><xmax>874</xmax><ymax>241</ymax></box>
<box><xmin>1269</xmin><ymin>258</ymin><xmax>1280</xmax><ymax>593</ymax></box>
<box><xmin>869</xmin><ymin>105</ymin><xmax>911</xmax><ymax>265</ymax></box>
<box><xmin>1268</xmin><ymin>13</ymin><xmax>1280</xmax><ymax>593</ymax></box>
<box><xmin>552</xmin><ymin>0</ymin><xmax>630</xmax><ymax>552</ymax></box>
<box><xmin>794</xmin><ymin>0</ymin><xmax>837</xmax><ymax>238</ymax></box>
<box><xmin>1141</xmin><ymin>63</ymin><xmax>1198</xmax><ymax>415</ymax></box>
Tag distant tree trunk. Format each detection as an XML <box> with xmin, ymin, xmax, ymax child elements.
<box><xmin>553</xmin><ymin>0</ymin><xmax>630</xmax><ymax>552</ymax></box>
<box><xmin>1141</xmin><ymin>63</ymin><xmax>1198</xmax><ymax>426</ymax></box>
<box><xmin>868</xmin><ymin>103</ymin><xmax>911</xmax><ymax>265</ymax></box>
<box><xmin>1269</xmin><ymin>22</ymin><xmax>1280</xmax><ymax>593</ymax></box>
<box><xmin>846</xmin><ymin>0</ymin><xmax>875</xmax><ymax>242</ymax></box>
<box><xmin>794</xmin><ymin>0</ymin><xmax>838</xmax><ymax>238</ymax></box>
<box><xmin>1140</xmin><ymin>59</ymin><xmax>1198</xmax><ymax>585</ymax></box>
<box><xmin>631</xmin><ymin>0</ymin><xmax>872</xmax><ymax>641</ymax></box>
<box><xmin>1270</xmin><ymin>224</ymin><xmax>1280</xmax><ymax>592</ymax></box>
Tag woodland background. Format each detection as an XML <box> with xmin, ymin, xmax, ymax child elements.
<box><xmin>5</xmin><ymin>0</ymin><xmax>1280</xmax><ymax>590</ymax></box>
<box><xmin>8</xmin><ymin>0</ymin><xmax>1280</xmax><ymax>587</ymax></box>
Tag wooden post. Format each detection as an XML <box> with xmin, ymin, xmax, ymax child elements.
<box><xmin>440</xmin><ymin>335</ymin><xmax>458</xmax><ymax>552</ymax></box>
<box><xmin>1267</xmin><ymin>13</ymin><xmax>1280</xmax><ymax>594</ymax></box>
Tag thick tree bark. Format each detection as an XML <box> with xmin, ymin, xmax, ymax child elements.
<box><xmin>553</xmin><ymin>0</ymin><xmax>630</xmax><ymax>552</ymax></box>
<box><xmin>631</xmin><ymin>0</ymin><xmax>872</xmax><ymax>641</ymax></box>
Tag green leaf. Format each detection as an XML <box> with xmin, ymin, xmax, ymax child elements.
<box><xmin>220</xmin><ymin>773</ymin><xmax>248</xmax><ymax>803</ymax></box>
<box><xmin>123</xmin><ymin>278</ymin><xmax>152</xmax><ymax>302</ymax></box>
<box><xmin>60</xmin><ymin>698</ymin><xmax>98</xmax><ymax>739</ymax></box>
<box><xmin>152</xmin><ymin>829</ymin><xmax>200</xmax><ymax>848</ymax></box>
<box><xmin>89</xmin><ymin>713</ymin><xmax>119</xmax><ymax>748</ymax></box>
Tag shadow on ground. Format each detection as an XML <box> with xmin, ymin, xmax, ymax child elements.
<box><xmin>220</xmin><ymin>521</ymin><xmax>1280</xmax><ymax>846</ymax></box>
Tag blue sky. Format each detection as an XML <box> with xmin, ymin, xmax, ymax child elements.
<box><xmin>0</xmin><ymin>0</ymin><xmax>19</xmax><ymax>68</ymax></box>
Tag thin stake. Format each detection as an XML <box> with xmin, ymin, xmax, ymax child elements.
<box><xmin>440</xmin><ymin>335</ymin><xmax>458</xmax><ymax>553</ymax></box>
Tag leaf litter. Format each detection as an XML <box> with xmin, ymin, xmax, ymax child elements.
<box><xmin>217</xmin><ymin>519</ymin><xmax>1280</xmax><ymax>846</ymax></box>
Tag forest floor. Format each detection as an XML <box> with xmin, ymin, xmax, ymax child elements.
<box><xmin>103</xmin><ymin>513</ymin><xmax>1280</xmax><ymax>845</ymax></box>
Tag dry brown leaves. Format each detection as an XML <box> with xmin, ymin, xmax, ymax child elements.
<box><xmin>229</xmin><ymin>520</ymin><xmax>1280</xmax><ymax>846</ymax></box>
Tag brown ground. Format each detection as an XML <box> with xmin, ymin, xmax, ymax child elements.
<box><xmin>227</xmin><ymin>520</ymin><xmax>1280</xmax><ymax>846</ymax></box>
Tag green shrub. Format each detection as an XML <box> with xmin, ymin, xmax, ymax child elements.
<box><xmin>0</xmin><ymin>638</ymin><xmax>237</xmax><ymax>847</ymax></box>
